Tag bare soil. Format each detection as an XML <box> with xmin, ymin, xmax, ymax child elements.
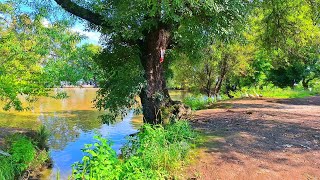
<box><xmin>0</xmin><ymin>127</ymin><xmax>31</xmax><ymax>148</ymax></box>
<box><xmin>186</xmin><ymin>96</ymin><xmax>320</xmax><ymax>180</ymax></box>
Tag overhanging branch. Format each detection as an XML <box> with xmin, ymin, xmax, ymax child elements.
<box><xmin>54</xmin><ymin>0</ymin><xmax>108</xmax><ymax>27</ymax></box>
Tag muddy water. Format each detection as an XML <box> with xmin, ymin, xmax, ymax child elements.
<box><xmin>0</xmin><ymin>88</ymin><xmax>188</xmax><ymax>179</ymax></box>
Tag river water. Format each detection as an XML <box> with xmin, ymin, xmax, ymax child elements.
<box><xmin>0</xmin><ymin>88</ymin><xmax>188</xmax><ymax>179</ymax></box>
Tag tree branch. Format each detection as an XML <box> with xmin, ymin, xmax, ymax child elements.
<box><xmin>54</xmin><ymin>0</ymin><xmax>108</xmax><ymax>27</ymax></box>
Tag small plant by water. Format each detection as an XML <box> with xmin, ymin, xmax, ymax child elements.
<box><xmin>34</xmin><ymin>125</ymin><xmax>50</xmax><ymax>150</ymax></box>
<box><xmin>72</xmin><ymin>120</ymin><xmax>198</xmax><ymax>179</ymax></box>
<box><xmin>0</xmin><ymin>127</ymin><xmax>50</xmax><ymax>179</ymax></box>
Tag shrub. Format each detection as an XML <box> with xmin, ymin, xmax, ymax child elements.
<box><xmin>72</xmin><ymin>120</ymin><xmax>197</xmax><ymax>179</ymax></box>
<box><xmin>72</xmin><ymin>137</ymin><xmax>120</xmax><ymax>179</ymax></box>
<box><xmin>8</xmin><ymin>135</ymin><xmax>36</xmax><ymax>173</ymax></box>
<box><xmin>0</xmin><ymin>132</ymin><xmax>49</xmax><ymax>179</ymax></box>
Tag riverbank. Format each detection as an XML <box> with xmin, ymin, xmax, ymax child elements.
<box><xmin>183</xmin><ymin>87</ymin><xmax>319</xmax><ymax>111</ymax></box>
<box><xmin>185</xmin><ymin>96</ymin><xmax>320</xmax><ymax>179</ymax></box>
<box><xmin>71</xmin><ymin>120</ymin><xmax>198</xmax><ymax>179</ymax></box>
<box><xmin>0</xmin><ymin>127</ymin><xmax>51</xmax><ymax>179</ymax></box>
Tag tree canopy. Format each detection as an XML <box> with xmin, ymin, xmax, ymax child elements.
<box><xmin>1</xmin><ymin>0</ymin><xmax>319</xmax><ymax>124</ymax></box>
<box><xmin>0</xmin><ymin>1</ymin><xmax>102</xmax><ymax>110</ymax></box>
<box><xmin>33</xmin><ymin>0</ymin><xmax>248</xmax><ymax>124</ymax></box>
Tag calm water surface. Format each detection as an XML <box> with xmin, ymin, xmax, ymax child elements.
<box><xmin>0</xmin><ymin>88</ymin><xmax>188</xmax><ymax>179</ymax></box>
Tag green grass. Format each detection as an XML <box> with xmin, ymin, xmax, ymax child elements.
<box><xmin>0</xmin><ymin>134</ymin><xmax>36</xmax><ymax>178</ymax></box>
<box><xmin>183</xmin><ymin>84</ymin><xmax>319</xmax><ymax>111</ymax></box>
<box><xmin>183</xmin><ymin>94</ymin><xmax>229</xmax><ymax>110</ymax></box>
<box><xmin>231</xmin><ymin>85</ymin><xmax>318</xmax><ymax>99</ymax></box>
<box><xmin>8</xmin><ymin>134</ymin><xmax>37</xmax><ymax>173</ymax></box>
<box><xmin>72</xmin><ymin>120</ymin><xmax>198</xmax><ymax>180</ymax></box>
<box><xmin>0</xmin><ymin>157</ymin><xmax>15</xmax><ymax>180</ymax></box>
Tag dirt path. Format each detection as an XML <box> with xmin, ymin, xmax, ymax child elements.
<box><xmin>186</xmin><ymin>96</ymin><xmax>320</xmax><ymax>180</ymax></box>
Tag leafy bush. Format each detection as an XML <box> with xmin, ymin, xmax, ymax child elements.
<box><xmin>8</xmin><ymin>135</ymin><xmax>36</xmax><ymax>172</ymax></box>
<box><xmin>0</xmin><ymin>132</ymin><xmax>50</xmax><ymax>179</ymax></box>
<box><xmin>51</xmin><ymin>91</ymin><xmax>69</xmax><ymax>99</ymax></box>
<box><xmin>72</xmin><ymin>120</ymin><xmax>197</xmax><ymax>179</ymax></box>
<box><xmin>72</xmin><ymin>137</ymin><xmax>120</xmax><ymax>179</ymax></box>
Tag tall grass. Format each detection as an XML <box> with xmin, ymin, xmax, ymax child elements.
<box><xmin>231</xmin><ymin>85</ymin><xmax>318</xmax><ymax>99</ymax></box>
<box><xmin>183</xmin><ymin>84</ymin><xmax>319</xmax><ymax>111</ymax></box>
<box><xmin>183</xmin><ymin>94</ymin><xmax>228</xmax><ymax>110</ymax></box>
<box><xmin>72</xmin><ymin>120</ymin><xmax>198</xmax><ymax>179</ymax></box>
<box><xmin>34</xmin><ymin>125</ymin><xmax>50</xmax><ymax>150</ymax></box>
<box><xmin>0</xmin><ymin>157</ymin><xmax>15</xmax><ymax>180</ymax></box>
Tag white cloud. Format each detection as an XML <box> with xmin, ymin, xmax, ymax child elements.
<box><xmin>41</xmin><ymin>18</ymin><xmax>50</xmax><ymax>27</ymax></box>
<box><xmin>71</xmin><ymin>25</ymin><xmax>101</xmax><ymax>45</ymax></box>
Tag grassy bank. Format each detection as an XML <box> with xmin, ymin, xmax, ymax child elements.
<box><xmin>231</xmin><ymin>86</ymin><xmax>318</xmax><ymax>99</ymax></box>
<box><xmin>183</xmin><ymin>85</ymin><xmax>319</xmax><ymax>110</ymax></box>
<box><xmin>71</xmin><ymin>120</ymin><xmax>198</xmax><ymax>179</ymax></box>
<box><xmin>0</xmin><ymin>126</ymin><xmax>50</xmax><ymax>179</ymax></box>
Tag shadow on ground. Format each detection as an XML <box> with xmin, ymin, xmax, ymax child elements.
<box><xmin>268</xmin><ymin>95</ymin><xmax>320</xmax><ymax>106</ymax></box>
<box><xmin>190</xmin><ymin>97</ymin><xmax>320</xmax><ymax>176</ymax></box>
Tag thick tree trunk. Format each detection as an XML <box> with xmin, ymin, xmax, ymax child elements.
<box><xmin>214</xmin><ymin>57</ymin><xmax>228</xmax><ymax>95</ymax></box>
<box><xmin>204</xmin><ymin>63</ymin><xmax>213</xmax><ymax>97</ymax></box>
<box><xmin>139</xmin><ymin>28</ymin><xmax>171</xmax><ymax>124</ymax></box>
<box><xmin>302</xmin><ymin>78</ymin><xmax>310</xmax><ymax>90</ymax></box>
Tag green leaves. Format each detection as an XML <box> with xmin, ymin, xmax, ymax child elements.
<box><xmin>72</xmin><ymin>121</ymin><xmax>198</xmax><ymax>179</ymax></box>
<box><xmin>0</xmin><ymin>2</ymin><xmax>102</xmax><ymax>110</ymax></box>
<box><xmin>94</xmin><ymin>45</ymin><xmax>145</xmax><ymax>124</ymax></box>
<box><xmin>72</xmin><ymin>135</ymin><xmax>120</xmax><ymax>180</ymax></box>
<box><xmin>251</xmin><ymin>0</ymin><xmax>320</xmax><ymax>87</ymax></box>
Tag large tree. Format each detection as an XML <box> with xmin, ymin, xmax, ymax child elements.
<box><xmin>49</xmin><ymin>0</ymin><xmax>247</xmax><ymax>124</ymax></box>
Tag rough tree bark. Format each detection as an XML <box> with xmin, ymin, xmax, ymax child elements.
<box><xmin>139</xmin><ymin>28</ymin><xmax>172</xmax><ymax>124</ymax></box>
<box><xmin>214</xmin><ymin>56</ymin><xmax>228</xmax><ymax>96</ymax></box>
<box><xmin>302</xmin><ymin>78</ymin><xmax>311</xmax><ymax>90</ymax></box>
<box><xmin>204</xmin><ymin>63</ymin><xmax>213</xmax><ymax>97</ymax></box>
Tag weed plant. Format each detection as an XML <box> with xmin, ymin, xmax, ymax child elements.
<box><xmin>72</xmin><ymin>120</ymin><xmax>197</xmax><ymax>180</ymax></box>
<box><xmin>34</xmin><ymin>125</ymin><xmax>50</xmax><ymax>150</ymax></box>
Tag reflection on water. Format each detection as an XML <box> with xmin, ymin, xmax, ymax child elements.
<box><xmin>0</xmin><ymin>88</ymin><xmax>188</xmax><ymax>179</ymax></box>
<box><xmin>43</xmin><ymin>111</ymin><xmax>140</xmax><ymax>179</ymax></box>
